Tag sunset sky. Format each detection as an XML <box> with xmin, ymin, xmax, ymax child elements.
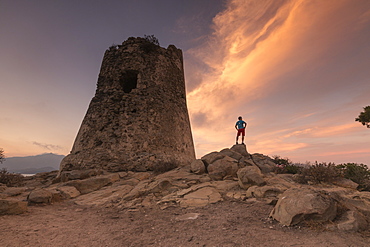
<box><xmin>1</xmin><ymin>0</ymin><xmax>369</xmax><ymax>165</ymax></box>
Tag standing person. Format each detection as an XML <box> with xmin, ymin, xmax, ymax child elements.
<box><xmin>235</xmin><ymin>116</ymin><xmax>247</xmax><ymax>144</ymax></box>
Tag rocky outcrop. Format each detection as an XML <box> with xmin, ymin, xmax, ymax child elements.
<box><xmin>65</xmin><ymin>173</ymin><xmax>120</xmax><ymax>194</ymax></box>
<box><xmin>269</xmin><ymin>188</ymin><xmax>338</xmax><ymax>226</ymax></box>
<box><xmin>237</xmin><ymin>166</ymin><xmax>265</xmax><ymax>189</ymax></box>
<box><xmin>200</xmin><ymin>145</ymin><xmax>276</xmax><ymax>176</ymax></box>
<box><xmin>249</xmin><ymin>153</ymin><xmax>276</xmax><ymax>173</ymax></box>
<box><xmin>190</xmin><ymin>159</ymin><xmax>206</xmax><ymax>174</ymax></box>
<box><xmin>207</xmin><ymin>156</ymin><xmax>239</xmax><ymax>180</ymax></box>
<box><xmin>1</xmin><ymin>144</ymin><xmax>369</xmax><ymax>232</ymax></box>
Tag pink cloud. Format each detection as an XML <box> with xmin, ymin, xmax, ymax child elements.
<box><xmin>185</xmin><ymin>0</ymin><xmax>370</xmax><ymax>164</ymax></box>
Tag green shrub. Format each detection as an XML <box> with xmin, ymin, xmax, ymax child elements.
<box><xmin>295</xmin><ymin>162</ymin><xmax>342</xmax><ymax>184</ymax></box>
<box><xmin>272</xmin><ymin>155</ymin><xmax>302</xmax><ymax>174</ymax></box>
<box><xmin>272</xmin><ymin>155</ymin><xmax>291</xmax><ymax>166</ymax></box>
<box><xmin>284</xmin><ymin>163</ymin><xmax>304</xmax><ymax>174</ymax></box>
<box><xmin>337</xmin><ymin>163</ymin><xmax>370</xmax><ymax>191</ymax></box>
<box><xmin>0</xmin><ymin>168</ymin><xmax>24</xmax><ymax>187</ymax></box>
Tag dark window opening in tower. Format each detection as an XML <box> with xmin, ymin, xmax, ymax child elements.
<box><xmin>119</xmin><ymin>70</ymin><xmax>139</xmax><ymax>93</ymax></box>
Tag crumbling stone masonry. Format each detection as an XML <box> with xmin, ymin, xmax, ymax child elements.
<box><xmin>59</xmin><ymin>37</ymin><xmax>195</xmax><ymax>173</ymax></box>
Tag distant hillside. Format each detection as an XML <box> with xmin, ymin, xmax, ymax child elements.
<box><xmin>0</xmin><ymin>153</ymin><xmax>65</xmax><ymax>174</ymax></box>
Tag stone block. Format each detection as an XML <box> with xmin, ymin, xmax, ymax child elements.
<box><xmin>28</xmin><ymin>189</ymin><xmax>53</xmax><ymax>204</ymax></box>
<box><xmin>57</xmin><ymin>186</ymin><xmax>81</xmax><ymax>199</ymax></box>
<box><xmin>0</xmin><ymin>199</ymin><xmax>28</xmax><ymax>215</ymax></box>
<box><xmin>237</xmin><ymin>166</ymin><xmax>266</xmax><ymax>189</ymax></box>
<box><xmin>270</xmin><ymin>188</ymin><xmax>337</xmax><ymax>226</ymax></box>
<box><xmin>190</xmin><ymin>159</ymin><xmax>206</xmax><ymax>174</ymax></box>
<box><xmin>207</xmin><ymin>156</ymin><xmax>238</xmax><ymax>180</ymax></box>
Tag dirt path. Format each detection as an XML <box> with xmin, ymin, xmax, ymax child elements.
<box><xmin>1</xmin><ymin>200</ymin><xmax>369</xmax><ymax>247</ymax></box>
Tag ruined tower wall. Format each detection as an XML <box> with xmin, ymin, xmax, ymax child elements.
<box><xmin>60</xmin><ymin>37</ymin><xmax>195</xmax><ymax>173</ymax></box>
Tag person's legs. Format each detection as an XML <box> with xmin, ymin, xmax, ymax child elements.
<box><xmin>241</xmin><ymin>129</ymin><xmax>245</xmax><ymax>144</ymax></box>
<box><xmin>236</xmin><ymin>129</ymin><xmax>241</xmax><ymax>144</ymax></box>
<box><xmin>236</xmin><ymin>128</ymin><xmax>244</xmax><ymax>144</ymax></box>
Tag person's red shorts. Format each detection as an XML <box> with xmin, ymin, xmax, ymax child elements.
<box><xmin>237</xmin><ymin>128</ymin><xmax>245</xmax><ymax>136</ymax></box>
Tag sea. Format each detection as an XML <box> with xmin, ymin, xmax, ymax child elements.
<box><xmin>21</xmin><ymin>174</ymin><xmax>35</xmax><ymax>177</ymax></box>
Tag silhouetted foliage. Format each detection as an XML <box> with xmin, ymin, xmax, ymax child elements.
<box><xmin>294</xmin><ymin>162</ymin><xmax>343</xmax><ymax>184</ymax></box>
<box><xmin>0</xmin><ymin>148</ymin><xmax>5</xmax><ymax>164</ymax></box>
<box><xmin>272</xmin><ymin>155</ymin><xmax>291</xmax><ymax>166</ymax></box>
<box><xmin>355</xmin><ymin>105</ymin><xmax>370</xmax><ymax>128</ymax></box>
<box><xmin>0</xmin><ymin>168</ymin><xmax>24</xmax><ymax>187</ymax></box>
<box><xmin>272</xmin><ymin>154</ymin><xmax>370</xmax><ymax>191</ymax></box>
<box><xmin>272</xmin><ymin>155</ymin><xmax>303</xmax><ymax>174</ymax></box>
<box><xmin>140</xmin><ymin>35</ymin><xmax>160</xmax><ymax>53</ymax></box>
<box><xmin>337</xmin><ymin>163</ymin><xmax>370</xmax><ymax>191</ymax></box>
<box><xmin>143</xmin><ymin>34</ymin><xmax>160</xmax><ymax>46</ymax></box>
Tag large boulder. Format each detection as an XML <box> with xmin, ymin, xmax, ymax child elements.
<box><xmin>270</xmin><ymin>188</ymin><xmax>337</xmax><ymax>226</ymax></box>
<box><xmin>334</xmin><ymin>210</ymin><xmax>368</xmax><ymax>232</ymax></box>
<box><xmin>237</xmin><ymin>166</ymin><xmax>266</xmax><ymax>189</ymax></box>
<box><xmin>230</xmin><ymin>144</ymin><xmax>249</xmax><ymax>157</ymax></box>
<box><xmin>237</xmin><ymin>156</ymin><xmax>255</xmax><ymax>168</ymax></box>
<box><xmin>250</xmin><ymin>153</ymin><xmax>276</xmax><ymax>173</ymax></box>
<box><xmin>28</xmin><ymin>189</ymin><xmax>53</xmax><ymax>204</ymax></box>
<box><xmin>57</xmin><ymin>186</ymin><xmax>81</xmax><ymax>199</ymax></box>
<box><xmin>0</xmin><ymin>199</ymin><xmax>28</xmax><ymax>215</ymax></box>
<box><xmin>219</xmin><ymin>148</ymin><xmax>243</xmax><ymax>161</ymax></box>
<box><xmin>201</xmin><ymin>152</ymin><xmax>225</xmax><ymax>167</ymax></box>
<box><xmin>207</xmin><ymin>156</ymin><xmax>238</xmax><ymax>180</ymax></box>
<box><xmin>190</xmin><ymin>159</ymin><xmax>206</xmax><ymax>174</ymax></box>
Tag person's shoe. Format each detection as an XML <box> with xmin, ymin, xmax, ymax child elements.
<box><xmin>236</xmin><ymin>142</ymin><xmax>238</xmax><ymax>145</ymax></box>
<box><xmin>242</xmin><ymin>142</ymin><xmax>244</xmax><ymax>144</ymax></box>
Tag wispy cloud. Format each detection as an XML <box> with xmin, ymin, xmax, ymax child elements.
<box><xmin>185</xmin><ymin>0</ymin><xmax>370</xmax><ymax>164</ymax></box>
<box><xmin>32</xmin><ymin>142</ymin><xmax>63</xmax><ymax>151</ymax></box>
<box><xmin>311</xmin><ymin>123</ymin><xmax>360</xmax><ymax>138</ymax></box>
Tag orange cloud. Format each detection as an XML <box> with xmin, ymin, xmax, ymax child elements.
<box><xmin>318</xmin><ymin>149</ymin><xmax>370</xmax><ymax>158</ymax></box>
<box><xmin>184</xmin><ymin>0</ymin><xmax>370</xmax><ymax>164</ymax></box>
<box><xmin>252</xmin><ymin>139</ymin><xmax>308</xmax><ymax>154</ymax></box>
<box><xmin>187</xmin><ymin>0</ymin><xmax>333</xmax><ymax>119</ymax></box>
<box><xmin>311</xmin><ymin>123</ymin><xmax>360</xmax><ymax>138</ymax></box>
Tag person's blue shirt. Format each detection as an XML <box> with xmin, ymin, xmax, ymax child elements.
<box><xmin>235</xmin><ymin>120</ymin><xmax>246</xmax><ymax>129</ymax></box>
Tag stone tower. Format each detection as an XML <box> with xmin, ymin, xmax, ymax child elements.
<box><xmin>60</xmin><ymin>37</ymin><xmax>195</xmax><ymax>173</ymax></box>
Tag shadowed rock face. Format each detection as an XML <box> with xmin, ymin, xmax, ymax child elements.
<box><xmin>60</xmin><ymin>37</ymin><xmax>195</xmax><ymax>173</ymax></box>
